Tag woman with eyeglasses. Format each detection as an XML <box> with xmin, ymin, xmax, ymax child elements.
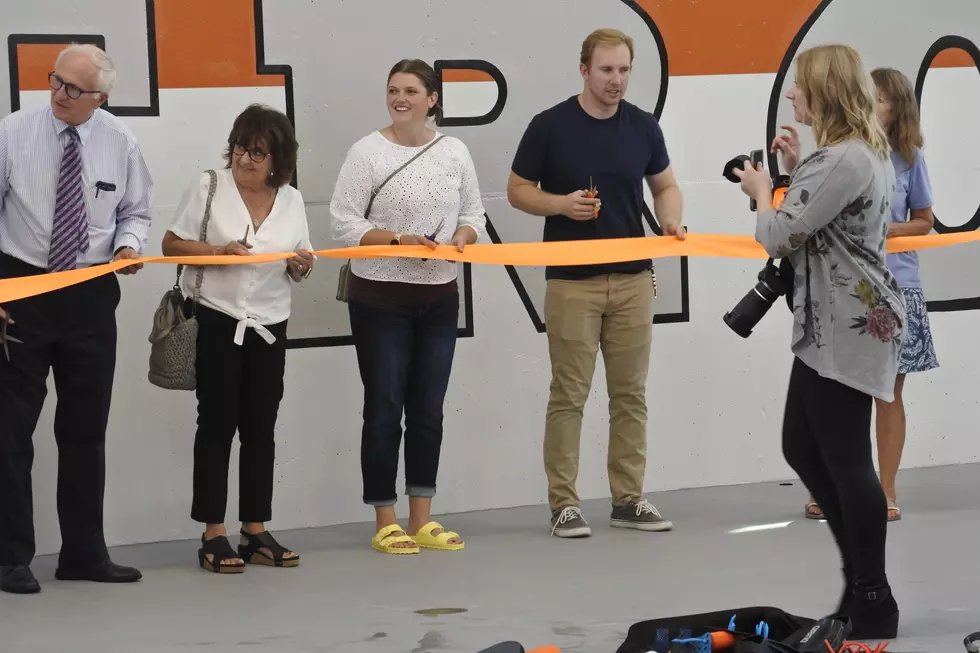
<box><xmin>162</xmin><ymin>104</ymin><xmax>315</xmax><ymax>574</ymax></box>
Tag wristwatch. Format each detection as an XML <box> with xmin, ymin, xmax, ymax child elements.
<box><xmin>390</xmin><ymin>233</ymin><xmax>402</xmax><ymax>245</ymax></box>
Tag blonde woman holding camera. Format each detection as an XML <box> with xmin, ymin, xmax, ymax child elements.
<box><xmin>734</xmin><ymin>45</ymin><xmax>905</xmax><ymax>640</ymax></box>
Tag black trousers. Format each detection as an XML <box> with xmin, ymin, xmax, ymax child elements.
<box><xmin>0</xmin><ymin>252</ymin><xmax>119</xmax><ymax>569</ymax></box>
<box><xmin>782</xmin><ymin>356</ymin><xmax>888</xmax><ymax>589</ymax></box>
<box><xmin>190</xmin><ymin>305</ymin><xmax>287</xmax><ymax>525</ymax></box>
<box><xmin>348</xmin><ymin>292</ymin><xmax>459</xmax><ymax>506</ymax></box>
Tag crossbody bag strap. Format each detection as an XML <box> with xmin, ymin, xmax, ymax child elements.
<box><xmin>363</xmin><ymin>134</ymin><xmax>446</xmax><ymax>220</ymax></box>
<box><xmin>174</xmin><ymin>169</ymin><xmax>218</xmax><ymax>291</ymax></box>
<box><xmin>172</xmin><ymin>169</ymin><xmax>217</xmax><ymax>313</ymax></box>
<box><xmin>191</xmin><ymin>169</ymin><xmax>219</xmax><ymax>303</ymax></box>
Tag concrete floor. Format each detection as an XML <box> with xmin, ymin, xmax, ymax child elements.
<box><xmin>3</xmin><ymin>464</ymin><xmax>978</xmax><ymax>653</ymax></box>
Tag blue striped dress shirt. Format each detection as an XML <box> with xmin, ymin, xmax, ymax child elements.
<box><xmin>0</xmin><ymin>104</ymin><xmax>154</xmax><ymax>269</ymax></box>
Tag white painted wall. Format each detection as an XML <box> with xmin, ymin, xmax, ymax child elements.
<box><xmin>15</xmin><ymin>64</ymin><xmax>980</xmax><ymax>554</ymax></box>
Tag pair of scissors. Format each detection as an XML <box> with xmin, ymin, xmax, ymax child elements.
<box><xmin>422</xmin><ymin>218</ymin><xmax>447</xmax><ymax>262</ymax></box>
<box><xmin>238</xmin><ymin>225</ymin><xmax>250</xmax><ymax>247</ymax></box>
<box><xmin>1</xmin><ymin>309</ymin><xmax>23</xmax><ymax>362</ymax></box>
<box><xmin>425</xmin><ymin>216</ymin><xmax>447</xmax><ymax>243</ymax></box>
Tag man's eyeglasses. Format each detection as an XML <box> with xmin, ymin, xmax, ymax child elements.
<box><xmin>232</xmin><ymin>143</ymin><xmax>269</xmax><ymax>163</ymax></box>
<box><xmin>48</xmin><ymin>72</ymin><xmax>101</xmax><ymax>100</ymax></box>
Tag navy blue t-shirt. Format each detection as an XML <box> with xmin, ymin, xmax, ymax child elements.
<box><xmin>511</xmin><ymin>95</ymin><xmax>671</xmax><ymax>280</ymax></box>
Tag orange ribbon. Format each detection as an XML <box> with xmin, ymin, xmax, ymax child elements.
<box><xmin>0</xmin><ymin>231</ymin><xmax>978</xmax><ymax>304</ymax></box>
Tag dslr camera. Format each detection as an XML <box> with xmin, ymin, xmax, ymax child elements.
<box><xmin>721</xmin><ymin>150</ymin><xmax>794</xmax><ymax>338</ymax></box>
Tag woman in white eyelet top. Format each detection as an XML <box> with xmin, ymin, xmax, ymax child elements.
<box><xmin>331</xmin><ymin>129</ymin><xmax>486</xmax><ymax>287</ymax></box>
<box><xmin>329</xmin><ymin>58</ymin><xmax>486</xmax><ymax>556</ymax></box>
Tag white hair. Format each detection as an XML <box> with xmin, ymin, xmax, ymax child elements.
<box><xmin>56</xmin><ymin>43</ymin><xmax>116</xmax><ymax>95</ymax></box>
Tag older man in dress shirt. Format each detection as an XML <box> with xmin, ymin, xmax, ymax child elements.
<box><xmin>0</xmin><ymin>44</ymin><xmax>154</xmax><ymax>594</ymax></box>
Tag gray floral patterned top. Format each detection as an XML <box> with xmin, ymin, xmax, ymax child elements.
<box><xmin>756</xmin><ymin>140</ymin><xmax>906</xmax><ymax>402</ymax></box>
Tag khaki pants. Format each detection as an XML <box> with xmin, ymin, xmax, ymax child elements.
<box><xmin>543</xmin><ymin>271</ymin><xmax>655</xmax><ymax>510</ymax></box>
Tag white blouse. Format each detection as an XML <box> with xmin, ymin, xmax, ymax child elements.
<box><xmin>168</xmin><ymin>168</ymin><xmax>312</xmax><ymax>345</ymax></box>
<box><xmin>330</xmin><ymin>130</ymin><xmax>487</xmax><ymax>285</ymax></box>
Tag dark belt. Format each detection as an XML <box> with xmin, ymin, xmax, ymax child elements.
<box><xmin>0</xmin><ymin>251</ymin><xmax>110</xmax><ymax>276</ymax></box>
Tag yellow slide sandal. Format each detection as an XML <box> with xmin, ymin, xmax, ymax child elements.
<box><xmin>372</xmin><ymin>524</ymin><xmax>419</xmax><ymax>554</ymax></box>
<box><xmin>413</xmin><ymin>521</ymin><xmax>465</xmax><ymax>551</ymax></box>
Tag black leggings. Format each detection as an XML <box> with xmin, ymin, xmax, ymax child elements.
<box><xmin>782</xmin><ymin>357</ymin><xmax>888</xmax><ymax>588</ymax></box>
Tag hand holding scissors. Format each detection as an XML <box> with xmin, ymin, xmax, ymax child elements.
<box><xmin>221</xmin><ymin>226</ymin><xmax>253</xmax><ymax>256</ymax></box>
<box><xmin>1</xmin><ymin>308</ymin><xmax>23</xmax><ymax>362</ymax></box>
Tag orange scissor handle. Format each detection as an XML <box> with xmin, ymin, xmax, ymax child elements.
<box><xmin>585</xmin><ymin>177</ymin><xmax>599</xmax><ymax>218</ymax></box>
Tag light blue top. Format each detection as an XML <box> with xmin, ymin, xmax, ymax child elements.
<box><xmin>886</xmin><ymin>148</ymin><xmax>933</xmax><ymax>289</ymax></box>
<box><xmin>0</xmin><ymin>105</ymin><xmax>154</xmax><ymax>269</ymax></box>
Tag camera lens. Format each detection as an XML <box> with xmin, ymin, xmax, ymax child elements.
<box><xmin>723</xmin><ymin>259</ymin><xmax>789</xmax><ymax>338</ymax></box>
<box><xmin>723</xmin><ymin>285</ymin><xmax>774</xmax><ymax>338</ymax></box>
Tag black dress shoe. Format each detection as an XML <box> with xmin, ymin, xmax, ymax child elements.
<box><xmin>1</xmin><ymin>565</ymin><xmax>41</xmax><ymax>594</ymax></box>
<box><xmin>54</xmin><ymin>560</ymin><xmax>142</xmax><ymax>583</ymax></box>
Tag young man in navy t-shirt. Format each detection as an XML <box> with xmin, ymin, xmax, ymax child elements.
<box><xmin>507</xmin><ymin>28</ymin><xmax>684</xmax><ymax>538</ymax></box>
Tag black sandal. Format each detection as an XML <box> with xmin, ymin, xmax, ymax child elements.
<box><xmin>238</xmin><ymin>530</ymin><xmax>299</xmax><ymax>568</ymax></box>
<box><xmin>198</xmin><ymin>534</ymin><xmax>246</xmax><ymax>574</ymax></box>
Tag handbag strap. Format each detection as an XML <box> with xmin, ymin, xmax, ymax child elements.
<box><xmin>363</xmin><ymin>134</ymin><xmax>445</xmax><ymax>219</ymax></box>
<box><xmin>174</xmin><ymin>169</ymin><xmax>218</xmax><ymax>303</ymax></box>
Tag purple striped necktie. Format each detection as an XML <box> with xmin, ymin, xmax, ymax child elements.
<box><xmin>48</xmin><ymin>126</ymin><xmax>90</xmax><ymax>272</ymax></box>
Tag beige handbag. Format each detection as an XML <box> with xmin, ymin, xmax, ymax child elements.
<box><xmin>147</xmin><ymin>170</ymin><xmax>218</xmax><ymax>390</ymax></box>
<box><xmin>336</xmin><ymin>135</ymin><xmax>446</xmax><ymax>302</ymax></box>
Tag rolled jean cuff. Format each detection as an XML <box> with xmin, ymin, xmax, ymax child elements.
<box><xmin>364</xmin><ymin>496</ymin><xmax>397</xmax><ymax>507</ymax></box>
<box><xmin>406</xmin><ymin>485</ymin><xmax>436</xmax><ymax>498</ymax></box>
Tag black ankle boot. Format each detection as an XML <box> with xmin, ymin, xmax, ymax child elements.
<box><xmin>847</xmin><ymin>582</ymin><xmax>899</xmax><ymax>641</ymax></box>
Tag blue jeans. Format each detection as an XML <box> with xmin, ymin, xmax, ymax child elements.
<box><xmin>348</xmin><ymin>292</ymin><xmax>459</xmax><ymax>506</ymax></box>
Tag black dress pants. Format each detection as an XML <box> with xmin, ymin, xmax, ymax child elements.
<box><xmin>190</xmin><ymin>305</ymin><xmax>287</xmax><ymax>525</ymax></box>
<box><xmin>0</xmin><ymin>252</ymin><xmax>120</xmax><ymax>569</ymax></box>
<box><xmin>782</xmin><ymin>356</ymin><xmax>888</xmax><ymax>589</ymax></box>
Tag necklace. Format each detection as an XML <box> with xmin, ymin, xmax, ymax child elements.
<box><xmin>239</xmin><ymin>185</ymin><xmax>277</xmax><ymax>233</ymax></box>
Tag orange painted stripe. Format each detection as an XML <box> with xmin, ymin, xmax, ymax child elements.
<box><xmin>15</xmin><ymin>0</ymin><xmax>283</xmax><ymax>91</ymax></box>
<box><xmin>634</xmin><ymin>0</ymin><xmax>974</xmax><ymax>76</ymax></box>
<box><xmin>17</xmin><ymin>44</ymin><xmax>70</xmax><ymax>91</ymax></box>
<box><xmin>931</xmin><ymin>48</ymin><xmax>975</xmax><ymax>68</ymax></box>
<box><xmin>11</xmin><ymin>0</ymin><xmax>976</xmax><ymax>93</ymax></box>
<box><xmin>442</xmin><ymin>69</ymin><xmax>494</xmax><ymax>82</ymax></box>
<box><xmin>157</xmin><ymin>0</ymin><xmax>283</xmax><ymax>88</ymax></box>
<box><xmin>636</xmin><ymin>0</ymin><xmax>825</xmax><ymax>76</ymax></box>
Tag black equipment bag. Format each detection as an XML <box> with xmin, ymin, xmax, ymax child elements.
<box><xmin>476</xmin><ymin>643</ymin><xmax>524</xmax><ymax>653</ymax></box>
<box><xmin>616</xmin><ymin>605</ymin><xmax>850</xmax><ymax>653</ymax></box>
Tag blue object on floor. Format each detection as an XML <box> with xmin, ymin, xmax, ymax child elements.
<box><xmin>670</xmin><ymin>632</ymin><xmax>712</xmax><ymax>653</ymax></box>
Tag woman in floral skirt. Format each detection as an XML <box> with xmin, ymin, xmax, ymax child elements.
<box><xmin>805</xmin><ymin>67</ymin><xmax>939</xmax><ymax>523</ymax></box>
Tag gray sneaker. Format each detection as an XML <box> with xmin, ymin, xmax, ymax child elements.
<box><xmin>610</xmin><ymin>499</ymin><xmax>673</xmax><ymax>531</ymax></box>
<box><xmin>550</xmin><ymin>506</ymin><xmax>592</xmax><ymax>538</ymax></box>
